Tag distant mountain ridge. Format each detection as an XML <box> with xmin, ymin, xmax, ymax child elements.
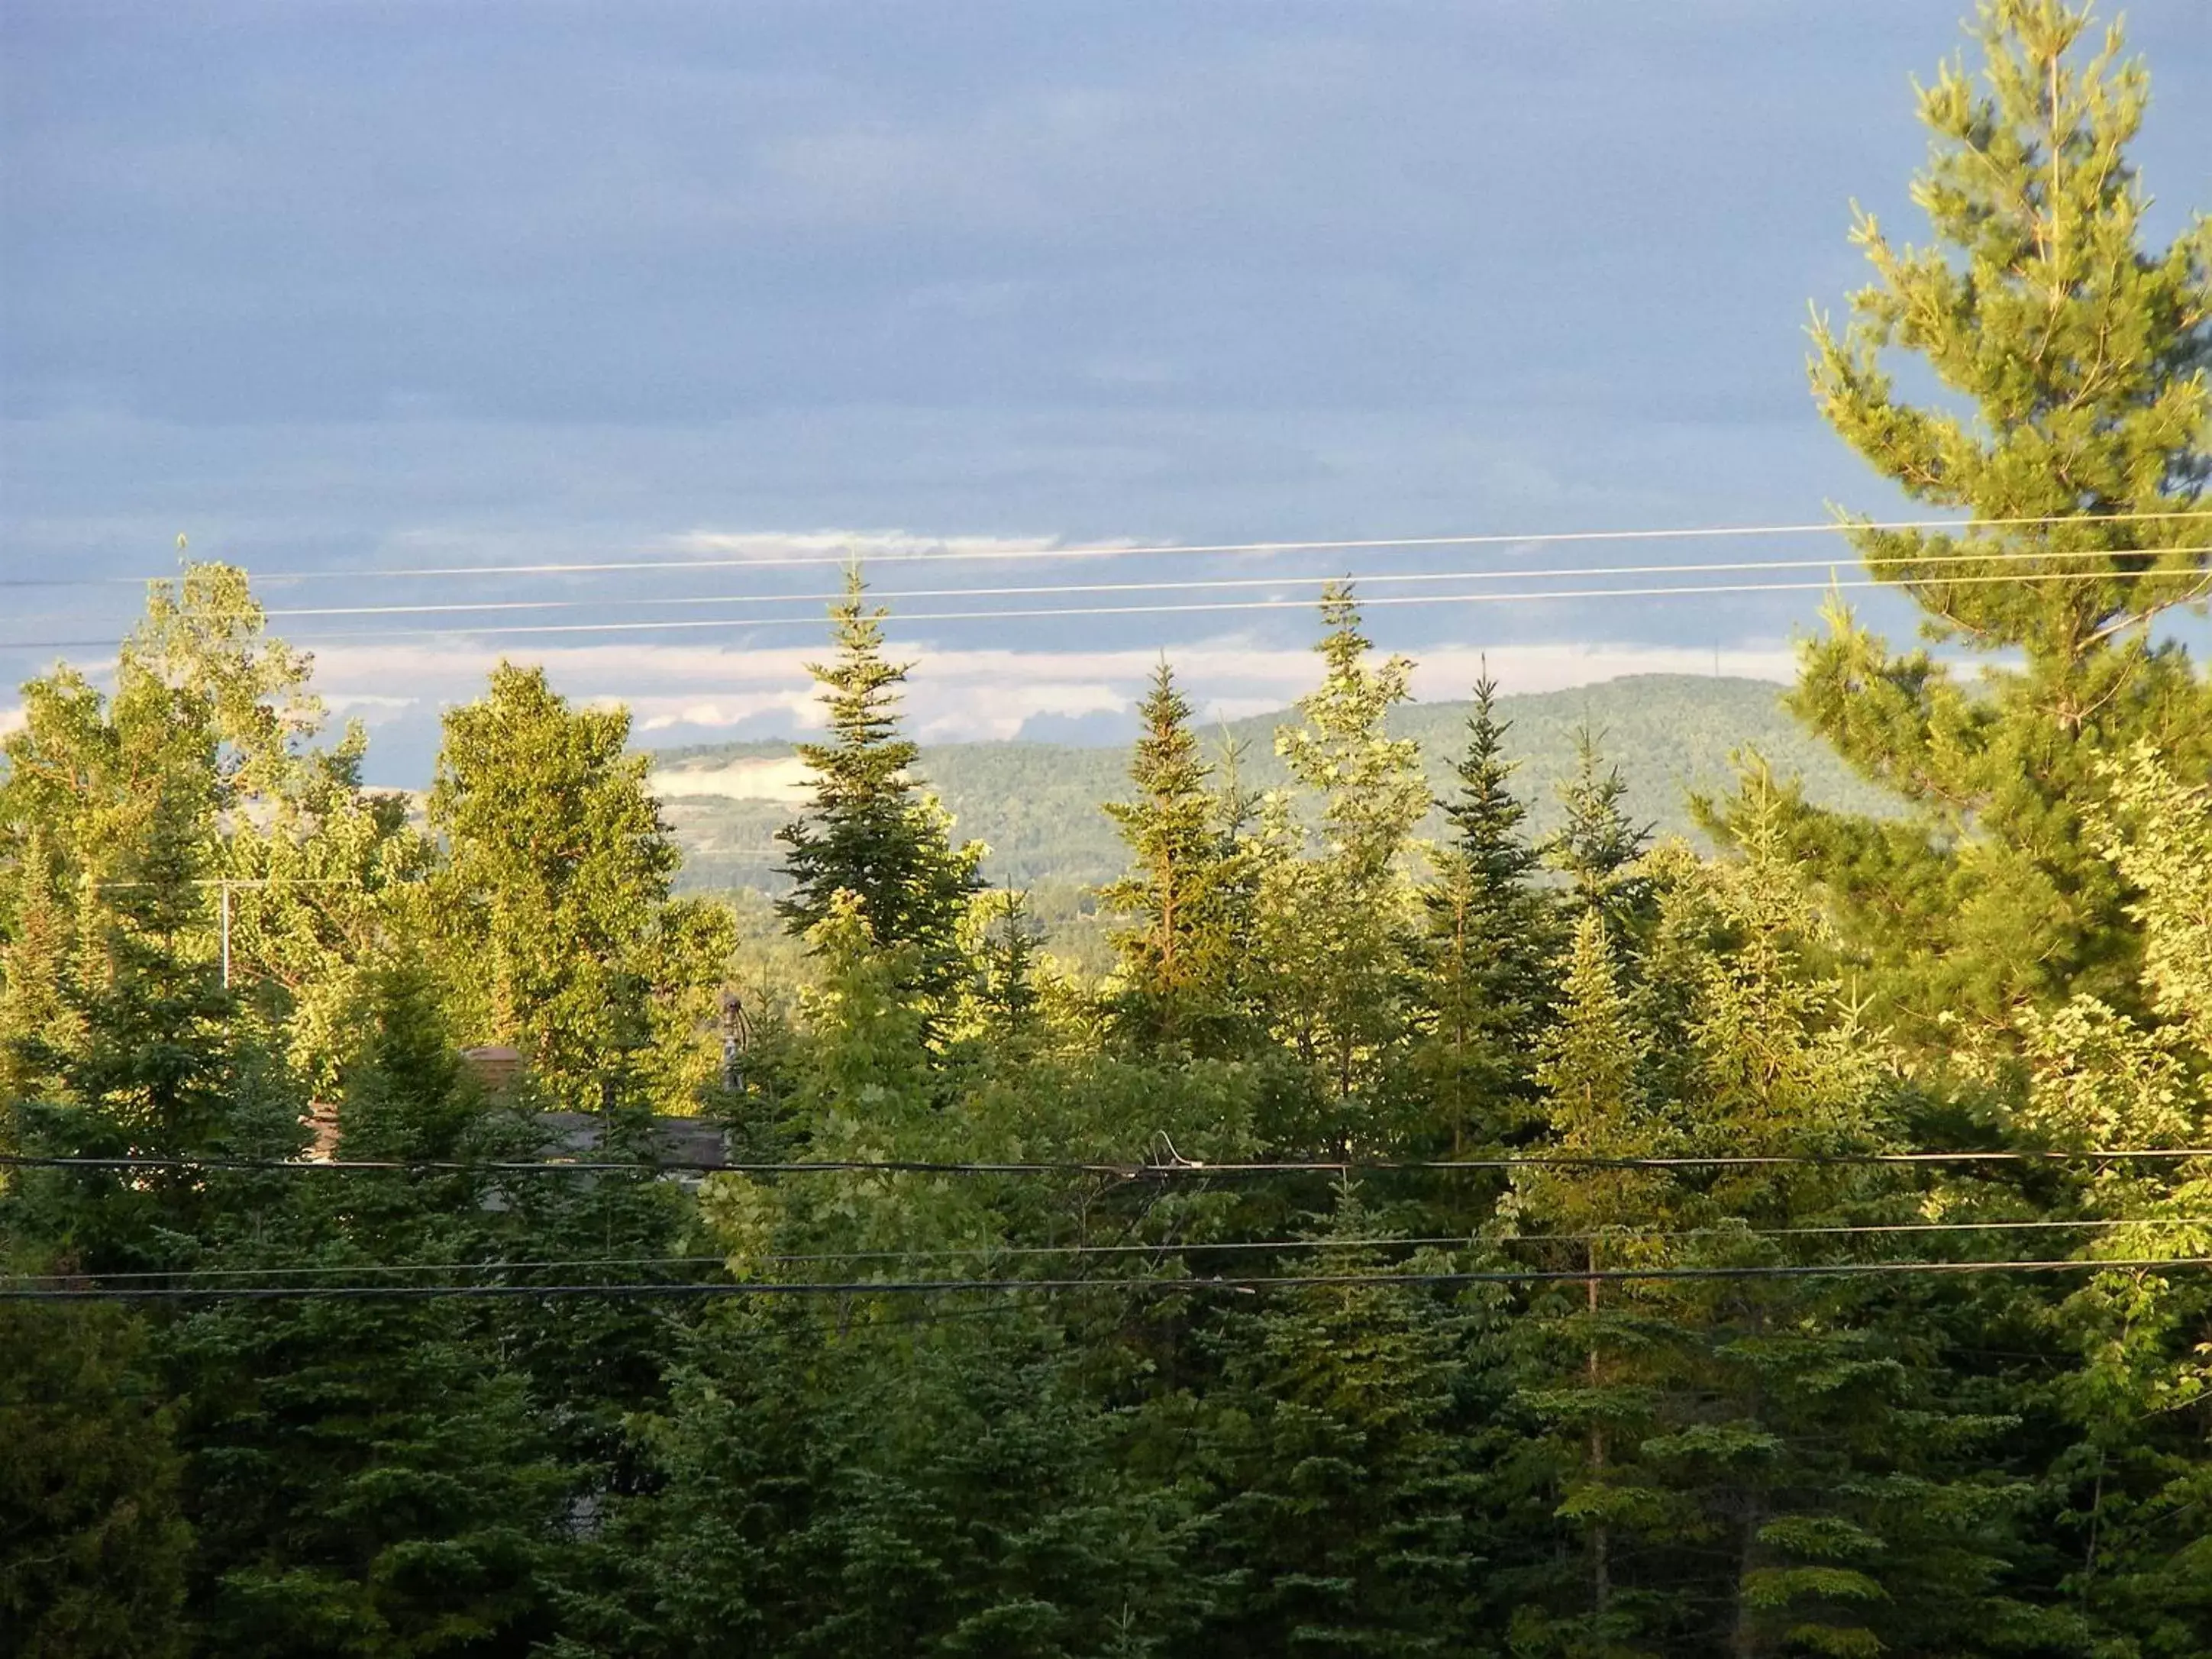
<box><xmin>650</xmin><ymin>673</ymin><xmax>1898</xmax><ymax>894</ymax></box>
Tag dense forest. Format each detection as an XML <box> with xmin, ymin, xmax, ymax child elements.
<box><xmin>651</xmin><ymin>673</ymin><xmax>1905</xmax><ymax>896</ymax></box>
<box><xmin>5</xmin><ymin>3</ymin><xmax>2212</xmax><ymax>1655</ymax></box>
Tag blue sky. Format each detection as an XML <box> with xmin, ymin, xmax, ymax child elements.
<box><xmin>4</xmin><ymin>0</ymin><xmax>2207</xmax><ymax>784</ymax></box>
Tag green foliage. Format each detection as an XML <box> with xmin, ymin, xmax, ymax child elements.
<box><xmin>430</xmin><ymin>660</ymin><xmax>734</xmax><ymax>1113</ymax></box>
<box><xmin>2011</xmin><ymin>746</ymin><xmax>2212</xmax><ymax>1651</ymax></box>
<box><xmin>6</xmin><ymin>554</ymin><xmax>2212</xmax><ymax>1656</ymax></box>
<box><xmin>0</xmin><ymin>1302</ymin><xmax>189</xmax><ymax>1658</ymax></box>
<box><xmin>1415</xmin><ymin>675</ymin><xmax>1559</xmax><ymax>1156</ymax></box>
<box><xmin>645</xmin><ymin>1297</ymin><xmax>1202</xmax><ymax>1658</ymax></box>
<box><xmin>1711</xmin><ymin>0</ymin><xmax>2212</xmax><ymax>1046</ymax></box>
<box><xmin>974</xmin><ymin>886</ymin><xmax>1048</xmax><ymax>1044</ymax></box>
<box><xmin>5</xmin><ymin>15</ymin><xmax>2212</xmax><ymax>1644</ymax></box>
<box><xmin>777</xmin><ymin>569</ymin><xmax>985</xmax><ymax>1005</ymax></box>
<box><xmin>1502</xmin><ymin>850</ymin><xmax>2039</xmax><ymax>1657</ymax></box>
<box><xmin>655</xmin><ymin>674</ymin><xmax>1903</xmax><ymax>901</ymax></box>
<box><xmin>1098</xmin><ymin>663</ymin><xmax>1258</xmax><ymax>1054</ymax></box>
<box><xmin>1184</xmin><ymin>1195</ymin><xmax>1502</xmax><ymax>1658</ymax></box>
<box><xmin>1256</xmin><ymin>585</ymin><xmax>1429</xmax><ymax>1137</ymax></box>
<box><xmin>1544</xmin><ymin>727</ymin><xmax>1654</xmax><ymax>935</ymax></box>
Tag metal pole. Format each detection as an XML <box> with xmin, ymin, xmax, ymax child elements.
<box><xmin>220</xmin><ymin>882</ymin><xmax>231</xmax><ymax>989</ymax></box>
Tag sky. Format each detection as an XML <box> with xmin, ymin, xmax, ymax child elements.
<box><xmin>3</xmin><ymin>0</ymin><xmax>2208</xmax><ymax>785</ymax></box>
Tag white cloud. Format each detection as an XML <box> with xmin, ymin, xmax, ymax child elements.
<box><xmin>299</xmin><ymin>630</ymin><xmax>1797</xmax><ymax>758</ymax></box>
<box><xmin>663</xmin><ymin>528</ymin><xmax>1135</xmax><ymax>563</ymax></box>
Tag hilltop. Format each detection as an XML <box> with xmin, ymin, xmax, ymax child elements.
<box><xmin>650</xmin><ymin>673</ymin><xmax>1897</xmax><ymax>895</ymax></box>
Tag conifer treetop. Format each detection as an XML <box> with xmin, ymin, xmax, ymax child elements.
<box><xmin>777</xmin><ymin>566</ymin><xmax>983</xmax><ymax>996</ymax></box>
<box><xmin>1732</xmin><ymin>0</ymin><xmax>2212</xmax><ymax>1043</ymax></box>
<box><xmin>795</xmin><ymin>565</ymin><xmax>922</xmax><ymax>809</ymax></box>
<box><xmin>1440</xmin><ymin>670</ymin><xmax>1537</xmax><ymax>883</ymax></box>
<box><xmin>1277</xmin><ymin>583</ymin><xmax>1429</xmax><ymax>867</ymax></box>
<box><xmin>1813</xmin><ymin>0</ymin><xmax>2210</xmax><ymax>664</ymax></box>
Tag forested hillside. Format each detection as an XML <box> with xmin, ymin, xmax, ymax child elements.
<box><xmin>5</xmin><ymin>5</ymin><xmax>2210</xmax><ymax>1657</ymax></box>
<box><xmin>653</xmin><ymin>674</ymin><xmax>1900</xmax><ymax>894</ymax></box>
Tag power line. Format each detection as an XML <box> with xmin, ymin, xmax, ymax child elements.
<box><xmin>9</xmin><ymin>1256</ymin><xmax>2206</xmax><ymax>1302</ymax></box>
<box><xmin>7</xmin><ymin>564</ymin><xmax>2210</xmax><ymax>654</ymax></box>
<box><xmin>28</xmin><ymin>1216</ymin><xmax>2205</xmax><ymax>1285</ymax></box>
<box><xmin>8</xmin><ymin>509</ymin><xmax>2198</xmax><ymax>589</ymax></box>
<box><xmin>57</xmin><ymin>542</ymin><xmax>2201</xmax><ymax>625</ymax></box>
<box><xmin>8</xmin><ymin>1147</ymin><xmax>2210</xmax><ymax>1176</ymax></box>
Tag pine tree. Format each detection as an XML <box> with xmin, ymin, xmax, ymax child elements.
<box><xmin>0</xmin><ymin>576</ymin><xmax>238</xmax><ymax>1157</ymax></box>
<box><xmin>1707</xmin><ymin>0</ymin><xmax>2212</xmax><ymax>1045</ymax></box>
<box><xmin>1098</xmin><ymin>663</ymin><xmax>1253</xmax><ymax>1054</ymax></box>
<box><xmin>160</xmin><ymin>974</ymin><xmax>573</xmax><ymax>1657</ymax></box>
<box><xmin>777</xmin><ymin>568</ymin><xmax>984</xmax><ymax>1007</ymax></box>
<box><xmin>1416</xmin><ymin>672</ymin><xmax>1558</xmax><ymax>1154</ymax></box>
<box><xmin>1512</xmin><ymin>840</ymin><xmax>2045</xmax><ymax>1657</ymax></box>
<box><xmin>647</xmin><ymin>1291</ymin><xmax>1200</xmax><ymax>1658</ymax></box>
<box><xmin>63</xmin><ymin>779</ymin><xmax>234</xmax><ymax>1166</ymax></box>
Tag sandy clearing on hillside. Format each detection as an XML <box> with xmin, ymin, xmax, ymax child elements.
<box><xmin>649</xmin><ymin>756</ymin><xmax>813</xmax><ymax>802</ymax></box>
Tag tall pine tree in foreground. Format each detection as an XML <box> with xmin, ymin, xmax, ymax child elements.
<box><xmin>1509</xmin><ymin>908</ymin><xmax>1674</xmax><ymax>1652</ymax></box>
<box><xmin>156</xmin><ymin>968</ymin><xmax>572</xmax><ymax>1657</ymax></box>
<box><xmin>1707</xmin><ymin>0</ymin><xmax>2212</xmax><ymax>1046</ymax></box>
<box><xmin>778</xmin><ymin>567</ymin><xmax>983</xmax><ymax>1006</ymax></box>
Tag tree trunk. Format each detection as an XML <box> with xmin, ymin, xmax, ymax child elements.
<box><xmin>1589</xmin><ymin>1244</ymin><xmax>1610</xmax><ymax>1614</ymax></box>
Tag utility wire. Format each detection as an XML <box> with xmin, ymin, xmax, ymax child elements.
<box><xmin>46</xmin><ymin>542</ymin><xmax>2201</xmax><ymax>625</ymax></box>
<box><xmin>9</xmin><ymin>1257</ymin><xmax>2207</xmax><ymax>1302</ymax></box>
<box><xmin>8</xmin><ymin>1148</ymin><xmax>2210</xmax><ymax>1176</ymax></box>
<box><xmin>8</xmin><ymin>565</ymin><xmax>2211</xmax><ymax>654</ymax></box>
<box><xmin>8</xmin><ymin>509</ymin><xmax>2200</xmax><ymax>589</ymax></box>
<box><xmin>28</xmin><ymin>1217</ymin><xmax>2207</xmax><ymax>1286</ymax></box>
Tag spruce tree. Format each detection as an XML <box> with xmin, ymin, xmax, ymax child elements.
<box><xmin>975</xmin><ymin>886</ymin><xmax>1045</xmax><ymax>1043</ymax></box>
<box><xmin>1510</xmin><ymin>910</ymin><xmax>1678</xmax><ymax>1648</ymax></box>
<box><xmin>62</xmin><ymin>780</ymin><xmax>234</xmax><ymax>1167</ymax></box>
<box><xmin>0</xmin><ymin>1301</ymin><xmax>190</xmax><ymax>1658</ymax></box>
<box><xmin>1416</xmin><ymin>672</ymin><xmax>1558</xmax><ymax>1154</ymax></box>
<box><xmin>1710</xmin><ymin>0</ymin><xmax>2212</xmax><ymax>1044</ymax></box>
<box><xmin>1261</xmin><ymin>584</ymin><xmax>1429</xmax><ymax>1140</ymax></box>
<box><xmin>1513</xmin><ymin>841</ymin><xmax>2042</xmax><ymax>1656</ymax></box>
<box><xmin>1187</xmin><ymin>1190</ymin><xmax>1496</xmax><ymax>1657</ymax></box>
<box><xmin>648</xmin><ymin>1292</ymin><xmax>1199</xmax><ymax>1657</ymax></box>
<box><xmin>161</xmin><ymin>973</ymin><xmax>573</xmax><ymax>1657</ymax></box>
<box><xmin>1543</xmin><ymin>725</ymin><xmax>1653</xmax><ymax>935</ymax></box>
<box><xmin>777</xmin><ymin>568</ymin><xmax>983</xmax><ymax>1006</ymax></box>
<box><xmin>1098</xmin><ymin>663</ymin><xmax>1252</xmax><ymax>1054</ymax></box>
